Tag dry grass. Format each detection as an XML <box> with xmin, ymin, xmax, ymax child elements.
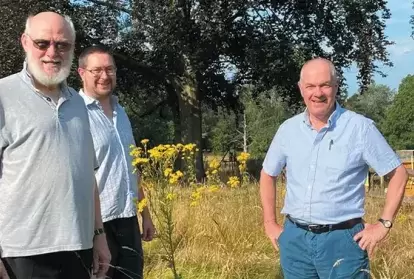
<box><xmin>140</xmin><ymin>183</ymin><xmax>414</xmax><ymax>279</ymax></box>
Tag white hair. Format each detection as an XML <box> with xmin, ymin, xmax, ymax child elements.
<box><xmin>24</xmin><ymin>13</ymin><xmax>76</xmax><ymax>41</ymax></box>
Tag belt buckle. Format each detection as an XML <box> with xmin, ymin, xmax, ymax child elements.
<box><xmin>307</xmin><ymin>224</ymin><xmax>323</xmax><ymax>232</ymax></box>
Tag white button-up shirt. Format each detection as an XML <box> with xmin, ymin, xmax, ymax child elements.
<box><xmin>79</xmin><ymin>90</ymin><xmax>138</xmax><ymax>222</ymax></box>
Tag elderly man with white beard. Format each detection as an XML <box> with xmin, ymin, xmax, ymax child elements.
<box><xmin>0</xmin><ymin>11</ymin><xmax>111</xmax><ymax>279</ymax></box>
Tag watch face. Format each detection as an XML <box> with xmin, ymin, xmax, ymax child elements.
<box><xmin>384</xmin><ymin>220</ymin><xmax>392</xmax><ymax>228</ymax></box>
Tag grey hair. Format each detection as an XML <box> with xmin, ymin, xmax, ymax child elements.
<box><xmin>24</xmin><ymin>14</ymin><xmax>76</xmax><ymax>41</ymax></box>
<box><xmin>299</xmin><ymin>57</ymin><xmax>338</xmax><ymax>83</ymax></box>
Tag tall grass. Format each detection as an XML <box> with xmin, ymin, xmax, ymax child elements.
<box><xmin>140</xmin><ymin>183</ymin><xmax>414</xmax><ymax>279</ymax></box>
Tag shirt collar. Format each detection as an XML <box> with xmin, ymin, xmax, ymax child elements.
<box><xmin>303</xmin><ymin>101</ymin><xmax>343</xmax><ymax>129</ymax></box>
<box><xmin>19</xmin><ymin>60</ymin><xmax>73</xmax><ymax>98</ymax></box>
<box><xmin>79</xmin><ymin>88</ymin><xmax>119</xmax><ymax>108</ymax></box>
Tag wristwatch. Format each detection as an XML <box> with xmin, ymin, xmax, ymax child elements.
<box><xmin>94</xmin><ymin>228</ymin><xmax>105</xmax><ymax>237</ymax></box>
<box><xmin>378</xmin><ymin>218</ymin><xmax>393</xmax><ymax>229</ymax></box>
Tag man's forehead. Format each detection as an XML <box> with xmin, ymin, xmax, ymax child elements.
<box><xmin>301</xmin><ymin>66</ymin><xmax>334</xmax><ymax>81</ymax></box>
<box><xmin>29</xmin><ymin>19</ymin><xmax>72</xmax><ymax>40</ymax></box>
<box><xmin>86</xmin><ymin>53</ymin><xmax>115</xmax><ymax>67</ymax></box>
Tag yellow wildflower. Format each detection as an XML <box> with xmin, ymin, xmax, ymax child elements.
<box><xmin>236</xmin><ymin>152</ymin><xmax>250</xmax><ymax>162</ymax></box>
<box><xmin>132</xmin><ymin>157</ymin><xmax>149</xmax><ymax>166</ymax></box>
<box><xmin>208</xmin><ymin>158</ymin><xmax>220</xmax><ymax>170</ymax></box>
<box><xmin>164</xmin><ymin>168</ymin><xmax>173</xmax><ymax>177</ymax></box>
<box><xmin>168</xmin><ymin>171</ymin><xmax>184</xmax><ymax>185</ymax></box>
<box><xmin>137</xmin><ymin>198</ymin><xmax>147</xmax><ymax>213</ymax></box>
<box><xmin>227</xmin><ymin>176</ymin><xmax>240</xmax><ymax>188</ymax></box>
<box><xmin>129</xmin><ymin>146</ymin><xmax>142</xmax><ymax>157</ymax></box>
<box><xmin>208</xmin><ymin>185</ymin><xmax>220</xmax><ymax>193</ymax></box>
<box><xmin>183</xmin><ymin>143</ymin><xmax>197</xmax><ymax>152</ymax></box>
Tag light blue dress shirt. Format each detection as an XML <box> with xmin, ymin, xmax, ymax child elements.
<box><xmin>79</xmin><ymin>90</ymin><xmax>138</xmax><ymax>223</ymax></box>
<box><xmin>262</xmin><ymin>103</ymin><xmax>401</xmax><ymax>224</ymax></box>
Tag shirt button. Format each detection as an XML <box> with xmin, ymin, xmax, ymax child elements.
<box><xmin>46</xmin><ymin>97</ymin><xmax>51</xmax><ymax>102</ymax></box>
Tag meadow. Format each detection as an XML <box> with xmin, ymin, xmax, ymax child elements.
<box><xmin>130</xmin><ymin>142</ymin><xmax>414</xmax><ymax>279</ymax></box>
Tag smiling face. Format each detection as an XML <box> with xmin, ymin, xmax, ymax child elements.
<box><xmin>298</xmin><ymin>59</ymin><xmax>338</xmax><ymax>123</ymax></box>
<box><xmin>78</xmin><ymin>52</ymin><xmax>117</xmax><ymax>100</ymax></box>
<box><xmin>21</xmin><ymin>12</ymin><xmax>74</xmax><ymax>88</ymax></box>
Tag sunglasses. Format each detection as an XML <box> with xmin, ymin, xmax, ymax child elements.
<box><xmin>26</xmin><ymin>34</ymin><xmax>72</xmax><ymax>52</ymax></box>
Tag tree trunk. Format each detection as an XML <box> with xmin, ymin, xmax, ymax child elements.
<box><xmin>169</xmin><ymin>74</ymin><xmax>205</xmax><ymax>181</ymax></box>
<box><xmin>165</xmin><ymin>82</ymin><xmax>182</xmax><ymax>146</ymax></box>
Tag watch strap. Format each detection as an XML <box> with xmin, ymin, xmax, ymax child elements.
<box><xmin>378</xmin><ymin>218</ymin><xmax>393</xmax><ymax>228</ymax></box>
<box><xmin>94</xmin><ymin>228</ymin><xmax>105</xmax><ymax>237</ymax></box>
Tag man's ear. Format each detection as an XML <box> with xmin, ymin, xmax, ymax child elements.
<box><xmin>21</xmin><ymin>33</ymin><xmax>29</xmax><ymax>52</ymax></box>
<box><xmin>298</xmin><ymin>81</ymin><xmax>304</xmax><ymax>97</ymax></box>
<box><xmin>77</xmin><ymin>68</ymin><xmax>84</xmax><ymax>79</ymax></box>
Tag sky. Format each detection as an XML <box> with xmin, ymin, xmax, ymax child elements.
<box><xmin>343</xmin><ymin>0</ymin><xmax>414</xmax><ymax>96</ymax></box>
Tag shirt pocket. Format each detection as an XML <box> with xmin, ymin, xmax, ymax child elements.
<box><xmin>324</xmin><ymin>145</ymin><xmax>362</xmax><ymax>184</ymax></box>
<box><xmin>324</xmin><ymin>145</ymin><xmax>349</xmax><ymax>184</ymax></box>
<box><xmin>325</xmin><ymin>145</ymin><xmax>349</xmax><ymax>170</ymax></box>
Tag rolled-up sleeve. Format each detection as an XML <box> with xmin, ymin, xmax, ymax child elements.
<box><xmin>262</xmin><ymin>123</ymin><xmax>287</xmax><ymax>177</ymax></box>
<box><xmin>362</xmin><ymin>121</ymin><xmax>401</xmax><ymax>177</ymax></box>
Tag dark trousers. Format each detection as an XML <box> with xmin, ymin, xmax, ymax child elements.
<box><xmin>104</xmin><ymin>216</ymin><xmax>144</xmax><ymax>279</ymax></box>
<box><xmin>1</xmin><ymin>249</ymin><xmax>93</xmax><ymax>279</ymax></box>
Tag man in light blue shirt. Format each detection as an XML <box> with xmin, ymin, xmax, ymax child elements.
<box><xmin>77</xmin><ymin>45</ymin><xmax>155</xmax><ymax>279</ymax></box>
<box><xmin>260</xmin><ymin>58</ymin><xmax>408</xmax><ymax>278</ymax></box>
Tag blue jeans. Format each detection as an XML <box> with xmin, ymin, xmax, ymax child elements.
<box><xmin>278</xmin><ymin>218</ymin><xmax>370</xmax><ymax>279</ymax></box>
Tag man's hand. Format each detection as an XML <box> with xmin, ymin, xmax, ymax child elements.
<box><xmin>141</xmin><ymin>216</ymin><xmax>155</xmax><ymax>242</ymax></box>
<box><xmin>93</xmin><ymin>234</ymin><xmax>111</xmax><ymax>277</ymax></box>
<box><xmin>264</xmin><ymin>221</ymin><xmax>284</xmax><ymax>251</ymax></box>
<box><xmin>0</xmin><ymin>260</ymin><xmax>10</xmax><ymax>279</ymax></box>
<box><xmin>353</xmin><ymin>222</ymin><xmax>389</xmax><ymax>257</ymax></box>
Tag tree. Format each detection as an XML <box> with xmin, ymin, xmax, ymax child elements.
<box><xmin>205</xmin><ymin>85</ymin><xmax>291</xmax><ymax>158</ymax></box>
<box><xmin>381</xmin><ymin>75</ymin><xmax>414</xmax><ymax>150</ymax></box>
<box><xmin>241</xmin><ymin>87</ymin><xmax>291</xmax><ymax>158</ymax></box>
<box><xmin>344</xmin><ymin>83</ymin><xmax>395</xmax><ymax>127</ymax></box>
<box><xmin>0</xmin><ymin>1</ymin><xmax>395</xmax><ymax>178</ymax></box>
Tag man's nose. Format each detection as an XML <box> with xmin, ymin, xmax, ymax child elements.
<box><xmin>100</xmin><ymin>70</ymin><xmax>111</xmax><ymax>79</ymax></box>
<box><xmin>314</xmin><ymin>86</ymin><xmax>324</xmax><ymax>96</ymax></box>
<box><xmin>45</xmin><ymin>43</ymin><xmax>58</xmax><ymax>57</ymax></box>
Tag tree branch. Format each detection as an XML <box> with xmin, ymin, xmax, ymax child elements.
<box><xmin>139</xmin><ymin>99</ymin><xmax>168</xmax><ymax>118</ymax></box>
<box><xmin>83</xmin><ymin>0</ymin><xmax>131</xmax><ymax>14</ymax></box>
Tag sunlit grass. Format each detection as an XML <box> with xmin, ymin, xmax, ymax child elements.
<box><xmin>140</xmin><ymin>184</ymin><xmax>414</xmax><ymax>279</ymax></box>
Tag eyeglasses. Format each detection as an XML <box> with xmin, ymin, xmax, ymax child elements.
<box><xmin>84</xmin><ymin>67</ymin><xmax>117</xmax><ymax>76</ymax></box>
<box><xmin>26</xmin><ymin>34</ymin><xmax>72</xmax><ymax>52</ymax></box>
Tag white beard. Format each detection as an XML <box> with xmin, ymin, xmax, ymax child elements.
<box><xmin>26</xmin><ymin>50</ymin><xmax>74</xmax><ymax>87</ymax></box>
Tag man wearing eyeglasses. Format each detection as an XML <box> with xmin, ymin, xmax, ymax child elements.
<box><xmin>77</xmin><ymin>45</ymin><xmax>155</xmax><ymax>279</ymax></box>
<box><xmin>0</xmin><ymin>11</ymin><xmax>111</xmax><ymax>279</ymax></box>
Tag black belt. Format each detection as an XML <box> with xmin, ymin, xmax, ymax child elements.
<box><xmin>286</xmin><ymin>214</ymin><xmax>362</xmax><ymax>234</ymax></box>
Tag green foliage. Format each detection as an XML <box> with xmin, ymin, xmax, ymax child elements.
<box><xmin>242</xmin><ymin>87</ymin><xmax>291</xmax><ymax>158</ymax></box>
<box><xmin>204</xmin><ymin>86</ymin><xmax>291</xmax><ymax>158</ymax></box>
<box><xmin>209</xmin><ymin>111</ymin><xmax>238</xmax><ymax>154</ymax></box>
<box><xmin>344</xmin><ymin>83</ymin><xmax>395</xmax><ymax>126</ymax></box>
<box><xmin>118</xmin><ymin>91</ymin><xmax>175</xmax><ymax>146</ymax></box>
<box><xmin>381</xmin><ymin>75</ymin><xmax>414</xmax><ymax>149</ymax></box>
<box><xmin>0</xmin><ymin>1</ymin><xmax>396</xmax><ymax>164</ymax></box>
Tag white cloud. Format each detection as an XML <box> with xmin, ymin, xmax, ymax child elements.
<box><xmin>388</xmin><ymin>38</ymin><xmax>414</xmax><ymax>57</ymax></box>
